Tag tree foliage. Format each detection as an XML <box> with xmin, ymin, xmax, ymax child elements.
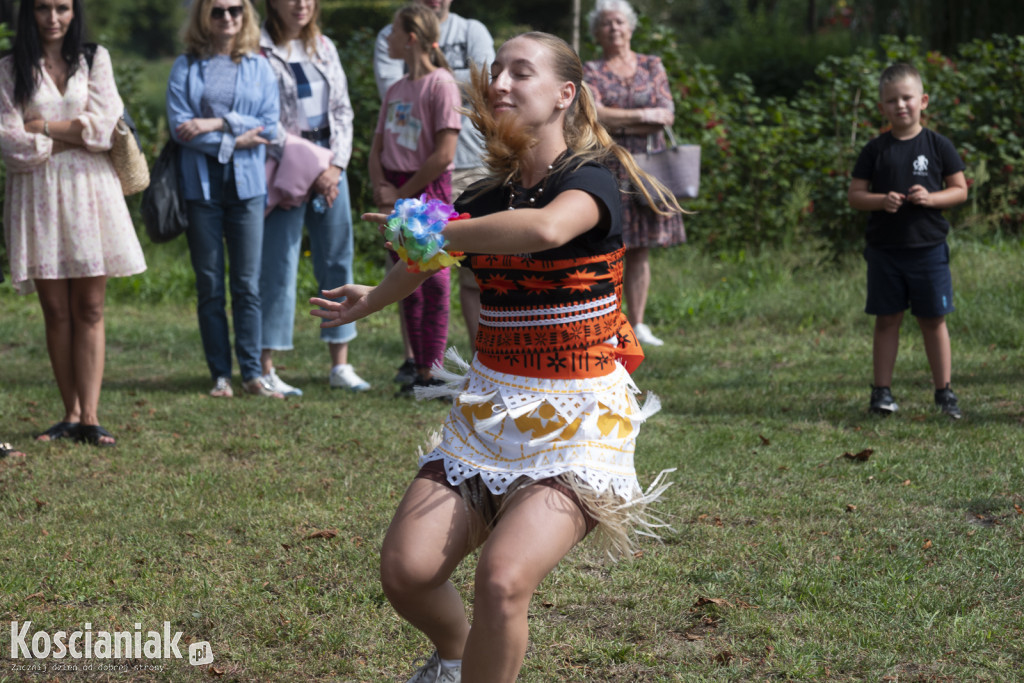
<box><xmin>629</xmin><ymin>22</ymin><xmax>1024</xmax><ymax>254</ymax></box>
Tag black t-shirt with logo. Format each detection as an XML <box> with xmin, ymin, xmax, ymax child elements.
<box><xmin>852</xmin><ymin>128</ymin><xmax>965</xmax><ymax>248</ymax></box>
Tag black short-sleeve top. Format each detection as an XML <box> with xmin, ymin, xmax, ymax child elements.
<box><xmin>454</xmin><ymin>160</ymin><xmax>645</xmax><ymax>379</ymax></box>
<box><xmin>852</xmin><ymin>128</ymin><xmax>965</xmax><ymax>249</ymax></box>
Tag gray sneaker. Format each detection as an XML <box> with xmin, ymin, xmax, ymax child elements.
<box><xmin>406</xmin><ymin>651</ymin><xmax>461</xmax><ymax>683</ymax></box>
<box><xmin>935</xmin><ymin>384</ymin><xmax>962</xmax><ymax>420</ymax></box>
<box><xmin>869</xmin><ymin>385</ymin><xmax>898</xmax><ymax>415</ymax></box>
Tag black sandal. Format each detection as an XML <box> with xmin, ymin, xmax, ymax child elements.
<box><xmin>73</xmin><ymin>425</ymin><xmax>116</xmax><ymax>447</ymax></box>
<box><xmin>35</xmin><ymin>421</ymin><xmax>80</xmax><ymax>442</ymax></box>
<box><xmin>1</xmin><ymin>442</ymin><xmax>26</xmax><ymax>458</ymax></box>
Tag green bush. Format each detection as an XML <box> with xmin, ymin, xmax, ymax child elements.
<box><xmin>628</xmin><ymin>24</ymin><xmax>1024</xmax><ymax>255</ymax></box>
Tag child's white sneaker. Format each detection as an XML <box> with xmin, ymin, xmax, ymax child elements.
<box><xmin>329</xmin><ymin>364</ymin><xmax>370</xmax><ymax>392</ymax></box>
<box><xmin>261</xmin><ymin>368</ymin><xmax>303</xmax><ymax>397</ymax></box>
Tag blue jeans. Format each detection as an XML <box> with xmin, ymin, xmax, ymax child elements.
<box><xmin>186</xmin><ymin>159</ymin><xmax>265</xmax><ymax>382</ymax></box>
<box><xmin>261</xmin><ymin>171</ymin><xmax>356</xmax><ymax>348</ymax></box>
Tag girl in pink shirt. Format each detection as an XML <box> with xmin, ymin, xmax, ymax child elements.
<box><xmin>369</xmin><ymin>3</ymin><xmax>461</xmax><ymax>394</ymax></box>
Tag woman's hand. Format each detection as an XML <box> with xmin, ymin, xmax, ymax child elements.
<box><xmin>234</xmin><ymin>126</ymin><xmax>269</xmax><ymax>149</ymax></box>
<box><xmin>639</xmin><ymin>108</ymin><xmax>674</xmax><ymax>127</ymax></box>
<box><xmin>362</xmin><ymin>211</ymin><xmax>393</xmax><ymax>247</ymax></box>
<box><xmin>23</xmin><ymin>117</ymin><xmax>45</xmax><ymax>135</ymax></box>
<box><xmin>312</xmin><ymin>165</ymin><xmax>342</xmax><ymax>207</ymax></box>
<box><xmin>310</xmin><ymin>284</ymin><xmax>374</xmax><ymax>327</ymax></box>
<box><xmin>373</xmin><ymin>181</ymin><xmax>399</xmax><ymax>210</ymax></box>
<box><xmin>175</xmin><ymin>117</ymin><xmax>224</xmax><ymax>142</ymax></box>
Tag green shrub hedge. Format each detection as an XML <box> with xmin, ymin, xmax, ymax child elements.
<box><xmin>2</xmin><ymin>22</ymin><xmax>1022</xmax><ymax>297</ymax></box>
<box><xmin>630</xmin><ymin>26</ymin><xmax>1024</xmax><ymax>254</ymax></box>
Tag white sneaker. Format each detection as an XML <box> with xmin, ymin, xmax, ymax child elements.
<box><xmin>634</xmin><ymin>323</ymin><xmax>665</xmax><ymax>347</ymax></box>
<box><xmin>242</xmin><ymin>377</ymin><xmax>285</xmax><ymax>399</ymax></box>
<box><xmin>261</xmin><ymin>368</ymin><xmax>303</xmax><ymax>397</ymax></box>
<box><xmin>406</xmin><ymin>651</ymin><xmax>461</xmax><ymax>683</ymax></box>
<box><xmin>210</xmin><ymin>376</ymin><xmax>233</xmax><ymax>398</ymax></box>
<box><xmin>329</xmin><ymin>364</ymin><xmax>370</xmax><ymax>392</ymax></box>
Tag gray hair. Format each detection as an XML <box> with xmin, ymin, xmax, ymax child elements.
<box><xmin>586</xmin><ymin>0</ymin><xmax>638</xmax><ymax>37</ymax></box>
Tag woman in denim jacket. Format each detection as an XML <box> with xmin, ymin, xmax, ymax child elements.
<box><xmin>256</xmin><ymin>0</ymin><xmax>369</xmax><ymax>396</ymax></box>
<box><xmin>166</xmin><ymin>0</ymin><xmax>281</xmax><ymax>398</ymax></box>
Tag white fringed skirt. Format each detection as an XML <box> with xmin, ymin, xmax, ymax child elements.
<box><xmin>416</xmin><ymin>348</ymin><xmax>673</xmax><ymax>556</ymax></box>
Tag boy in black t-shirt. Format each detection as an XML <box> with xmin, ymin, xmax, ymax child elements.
<box><xmin>848</xmin><ymin>63</ymin><xmax>968</xmax><ymax>419</ymax></box>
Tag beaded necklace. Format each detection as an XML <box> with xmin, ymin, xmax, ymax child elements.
<box><xmin>505</xmin><ymin>150</ymin><xmax>569</xmax><ymax>210</ymax></box>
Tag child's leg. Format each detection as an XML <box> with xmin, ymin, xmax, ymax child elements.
<box><xmin>873</xmin><ymin>312</ymin><xmax>904</xmax><ymax>387</ymax></box>
<box><xmin>916</xmin><ymin>315</ymin><xmax>952</xmax><ymax>389</ymax></box>
<box><xmin>461</xmin><ymin>485</ymin><xmax>588</xmax><ymax>683</ymax></box>
<box><xmin>414</xmin><ymin>269</ymin><xmax>451</xmax><ymax>380</ymax></box>
<box><xmin>379</xmin><ymin>478</ymin><xmax>475</xmax><ymax>660</ymax></box>
<box><xmin>400</xmin><ymin>285</ymin><xmax>426</xmax><ymax>368</ymax></box>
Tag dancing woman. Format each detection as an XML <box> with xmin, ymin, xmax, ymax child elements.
<box><xmin>312</xmin><ymin>31</ymin><xmax>680</xmax><ymax>683</ymax></box>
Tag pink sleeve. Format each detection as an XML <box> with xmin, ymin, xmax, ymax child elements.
<box><xmin>0</xmin><ymin>58</ymin><xmax>53</xmax><ymax>172</ymax></box>
<box><xmin>431</xmin><ymin>74</ymin><xmax>462</xmax><ymax>133</ymax></box>
<box><xmin>77</xmin><ymin>46</ymin><xmax>124</xmax><ymax>152</ymax></box>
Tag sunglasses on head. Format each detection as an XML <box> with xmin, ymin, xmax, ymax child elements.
<box><xmin>211</xmin><ymin>5</ymin><xmax>244</xmax><ymax>19</ymax></box>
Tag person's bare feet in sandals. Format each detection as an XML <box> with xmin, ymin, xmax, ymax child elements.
<box><xmin>74</xmin><ymin>425</ymin><xmax>116</xmax><ymax>447</ymax></box>
<box><xmin>35</xmin><ymin>421</ymin><xmax>80</xmax><ymax>442</ymax></box>
<box><xmin>1</xmin><ymin>442</ymin><xmax>26</xmax><ymax>458</ymax></box>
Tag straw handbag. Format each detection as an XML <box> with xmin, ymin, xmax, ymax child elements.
<box><xmin>634</xmin><ymin>126</ymin><xmax>700</xmax><ymax>206</ymax></box>
<box><xmin>109</xmin><ymin>112</ymin><xmax>149</xmax><ymax>196</ymax></box>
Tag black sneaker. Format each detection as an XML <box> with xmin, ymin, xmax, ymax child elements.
<box><xmin>393</xmin><ymin>359</ymin><xmax>417</xmax><ymax>384</ymax></box>
<box><xmin>935</xmin><ymin>384</ymin><xmax>962</xmax><ymax>420</ymax></box>
<box><xmin>869</xmin><ymin>385</ymin><xmax>899</xmax><ymax>415</ymax></box>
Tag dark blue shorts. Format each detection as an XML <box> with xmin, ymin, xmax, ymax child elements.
<box><xmin>864</xmin><ymin>242</ymin><xmax>954</xmax><ymax>318</ymax></box>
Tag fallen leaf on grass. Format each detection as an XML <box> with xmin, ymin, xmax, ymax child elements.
<box><xmin>713</xmin><ymin>650</ymin><xmax>735</xmax><ymax>665</ymax></box>
<box><xmin>304</xmin><ymin>528</ymin><xmax>338</xmax><ymax>540</ymax></box>
<box><xmin>902</xmin><ymin>479</ymin><xmax>911</xmax><ymax>486</ymax></box>
<box><xmin>25</xmin><ymin>592</ymin><xmax>45</xmax><ymax>601</ymax></box>
<box><xmin>684</xmin><ymin>633</ymin><xmax>703</xmax><ymax>641</ymax></box>
<box><xmin>209</xmin><ymin>665</ymin><xmax>225</xmax><ymax>676</ymax></box>
<box><xmin>842</xmin><ymin>449</ymin><xmax>873</xmax><ymax>462</ymax></box>
<box><xmin>34</xmin><ymin>498</ymin><xmax>48</xmax><ymax>511</ymax></box>
<box><xmin>694</xmin><ymin>596</ymin><xmax>733</xmax><ymax>609</ymax></box>
<box><xmin>758</xmin><ymin>434</ymin><xmax>770</xmax><ymax>446</ymax></box>
<box><xmin>541</xmin><ymin>600</ymin><xmax>554</xmax><ymax>608</ymax></box>
<box><xmin>846</xmin><ymin>504</ymin><xmax>857</xmax><ymax>512</ymax></box>
<box><xmin>1015</xmin><ymin>504</ymin><xmax>1023</xmax><ymax>515</ymax></box>
<box><xmin>922</xmin><ymin>539</ymin><xmax>933</xmax><ymax>550</ymax></box>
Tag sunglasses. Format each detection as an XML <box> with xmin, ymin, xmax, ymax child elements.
<box><xmin>210</xmin><ymin>5</ymin><xmax>244</xmax><ymax>19</ymax></box>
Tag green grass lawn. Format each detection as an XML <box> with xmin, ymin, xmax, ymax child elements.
<box><xmin>1</xmin><ymin>241</ymin><xmax>1022</xmax><ymax>681</ymax></box>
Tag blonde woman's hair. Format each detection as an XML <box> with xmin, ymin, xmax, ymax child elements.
<box><xmin>464</xmin><ymin>31</ymin><xmax>682</xmax><ymax>216</ymax></box>
<box><xmin>182</xmin><ymin>0</ymin><xmax>262</xmax><ymax>61</ymax></box>
<box><xmin>394</xmin><ymin>4</ymin><xmax>450</xmax><ymax>72</ymax></box>
<box><xmin>264</xmin><ymin>0</ymin><xmax>322</xmax><ymax>55</ymax></box>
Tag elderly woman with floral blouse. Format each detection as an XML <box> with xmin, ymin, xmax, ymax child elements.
<box><xmin>583</xmin><ymin>0</ymin><xmax>685</xmax><ymax>348</ymax></box>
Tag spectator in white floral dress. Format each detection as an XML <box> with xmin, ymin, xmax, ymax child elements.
<box><xmin>0</xmin><ymin>0</ymin><xmax>146</xmax><ymax>446</ymax></box>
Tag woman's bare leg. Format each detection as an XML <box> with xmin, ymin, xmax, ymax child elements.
<box><xmin>461</xmin><ymin>485</ymin><xmax>587</xmax><ymax>683</ymax></box>
<box><xmin>624</xmin><ymin>247</ymin><xmax>651</xmax><ymax>327</ymax></box>
<box><xmin>380</xmin><ymin>478</ymin><xmax>475</xmax><ymax>660</ymax></box>
<box><xmin>69</xmin><ymin>276</ymin><xmax>107</xmax><ymax>432</ymax></box>
<box><xmin>34</xmin><ymin>279</ymin><xmax>81</xmax><ymax>433</ymax></box>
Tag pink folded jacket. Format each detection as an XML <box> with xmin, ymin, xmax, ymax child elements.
<box><xmin>265</xmin><ymin>132</ymin><xmax>334</xmax><ymax>215</ymax></box>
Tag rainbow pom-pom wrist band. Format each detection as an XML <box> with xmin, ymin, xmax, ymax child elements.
<box><xmin>385</xmin><ymin>195</ymin><xmax>468</xmax><ymax>273</ymax></box>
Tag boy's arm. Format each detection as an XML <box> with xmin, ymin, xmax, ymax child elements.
<box><xmin>906</xmin><ymin>171</ymin><xmax>968</xmax><ymax>209</ymax></box>
<box><xmin>848</xmin><ymin>178</ymin><xmax>906</xmax><ymax>214</ymax></box>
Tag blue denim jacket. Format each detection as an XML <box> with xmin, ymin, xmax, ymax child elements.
<box><xmin>166</xmin><ymin>53</ymin><xmax>279</xmax><ymax>201</ymax></box>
